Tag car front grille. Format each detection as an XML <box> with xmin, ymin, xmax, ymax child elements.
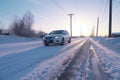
<box><xmin>45</xmin><ymin>37</ymin><xmax>54</xmax><ymax>39</ymax></box>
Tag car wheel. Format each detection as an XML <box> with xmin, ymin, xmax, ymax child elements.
<box><xmin>68</xmin><ymin>38</ymin><xmax>71</xmax><ymax>43</ymax></box>
<box><xmin>44</xmin><ymin>43</ymin><xmax>49</xmax><ymax>46</ymax></box>
<box><xmin>60</xmin><ymin>38</ymin><xmax>64</xmax><ymax>45</ymax></box>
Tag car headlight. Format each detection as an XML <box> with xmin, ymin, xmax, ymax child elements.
<box><xmin>55</xmin><ymin>36</ymin><xmax>60</xmax><ymax>39</ymax></box>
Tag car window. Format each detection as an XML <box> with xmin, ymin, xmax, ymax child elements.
<box><xmin>64</xmin><ymin>31</ymin><xmax>69</xmax><ymax>35</ymax></box>
<box><xmin>49</xmin><ymin>32</ymin><xmax>53</xmax><ymax>35</ymax></box>
<box><xmin>49</xmin><ymin>30</ymin><xmax>64</xmax><ymax>34</ymax></box>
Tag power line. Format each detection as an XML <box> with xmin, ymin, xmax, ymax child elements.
<box><xmin>112</xmin><ymin>0</ymin><xmax>120</xmax><ymax>18</ymax></box>
<box><xmin>97</xmin><ymin>0</ymin><xmax>104</xmax><ymax>16</ymax></box>
<box><xmin>112</xmin><ymin>0</ymin><xmax>116</xmax><ymax>4</ymax></box>
<box><xmin>98</xmin><ymin>0</ymin><xmax>109</xmax><ymax>36</ymax></box>
<box><xmin>100</xmin><ymin>0</ymin><xmax>109</xmax><ymax>23</ymax></box>
<box><xmin>52</xmin><ymin>0</ymin><xmax>67</xmax><ymax>14</ymax></box>
<box><xmin>113</xmin><ymin>0</ymin><xmax>120</xmax><ymax>11</ymax></box>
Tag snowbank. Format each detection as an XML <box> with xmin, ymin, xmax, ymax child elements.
<box><xmin>92</xmin><ymin>37</ymin><xmax>120</xmax><ymax>53</ymax></box>
<box><xmin>91</xmin><ymin>39</ymin><xmax>120</xmax><ymax>80</ymax></box>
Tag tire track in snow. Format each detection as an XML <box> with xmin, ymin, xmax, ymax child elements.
<box><xmin>89</xmin><ymin>45</ymin><xmax>108</xmax><ymax>80</ymax></box>
<box><xmin>21</xmin><ymin>38</ymin><xmax>86</xmax><ymax>80</ymax></box>
<box><xmin>57</xmin><ymin>39</ymin><xmax>108</xmax><ymax>80</ymax></box>
<box><xmin>57</xmin><ymin>39</ymin><xmax>89</xmax><ymax>80</ymax></box>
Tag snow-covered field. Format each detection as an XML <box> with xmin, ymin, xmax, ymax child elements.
<box><xmin>0</xmin><ymin>35</ymin><xmax>120</xmax><ymax>80</ymax></box>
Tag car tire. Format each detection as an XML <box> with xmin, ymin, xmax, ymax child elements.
<box><xmin>60</xmin><ymin>38</ymin><xmax>64</xmax><ymax>45</ymax></box>
<box><xmin>44</xmin><ymin>43</ymin><xmax>49</xmax><ymax>46</ymax></box>
<box><xmin>68</xmin><ymin>38</ymin><xmax>71</xmax><ymax>43</ymax></box>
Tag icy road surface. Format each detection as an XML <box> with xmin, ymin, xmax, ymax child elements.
<box><xmin>0</xmin><ymin>37</ymin><xmax>120</xmax><ymax>80</ymax></box>
<box><xmin>57</xmin><ymin>39</ymin><xmax>108</xmax><ymax>80</ymax></box>
<box><xmin>0</xmin><ymin>38</ymin><xmax>85</xmax><ymax>80</ymax></box>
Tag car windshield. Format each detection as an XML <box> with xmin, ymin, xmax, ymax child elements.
<box><xmin>49</xmin><ymin>30</ymin><xmax>63</xmax><ymax>35</ymax></box>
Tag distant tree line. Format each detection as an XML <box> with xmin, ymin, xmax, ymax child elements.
<box><xmin>9</xmin><ymin>11</ymin><xmax>46</xmax><ymax>38</ymax></box>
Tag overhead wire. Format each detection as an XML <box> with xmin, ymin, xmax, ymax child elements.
<box><xmin>97</xmin><ymin>0</ymin><xmax>104</xmax><ymax>16</ymax></box>
<box><xmin>99</xmin><ymin>0</ymin><xmax>109</xmax><ymax>23</ymax></box>
<box><xmin>112</xmin><ymin>0</ymin><xmax>116</xmax><ymax>4</ymax></box>
<box><xmin>97</xmin><ymin>0</ymin><xmax>109</xmax><ymax>36</ymax></box>
<box><xmin>113</xmin><ymin>0</ymin><xmax>120</xmax><ymax>11</ymax></box>
<box><xmin>52</xmin><ymin>0</ymin><xmax>67</xmax><ymax>14</ymax></box>
<box><xmin>112</xmin><ymin>0</ymin><xmax>120</xmax><ymax>31</ymax></box>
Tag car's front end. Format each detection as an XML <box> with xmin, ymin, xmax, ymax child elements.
<box><xmin>43</xmin><ymin>35</ymin><xmax>62</xmax><ymax>45</ymax></box>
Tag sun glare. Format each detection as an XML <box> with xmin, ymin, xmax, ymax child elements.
<box><xmin>72</xmin><ymin>20</ymin><xmax>91</xmax><ymax>36</ymax></box>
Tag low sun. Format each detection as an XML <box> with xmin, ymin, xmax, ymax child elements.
<box><xmin>72</xmin><ymin>20</ymin><xmax>91</xmax><ymax>36</ymax></box>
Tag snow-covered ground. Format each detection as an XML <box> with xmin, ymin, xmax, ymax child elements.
<box><xmin>92</xmin><ymin>37</ymin><xmax>120</xmax><ymax>53</ymax></box>
<box><xmin>0</xmin><ymin>35</ymin><xmax>120</xmax><ymax>80</ymax></box>
<box><xmin>90</xmin><ymin>37</ymin><xmax>120</xmax><ymax>80</ymax></box>
<box><xmin>62</xmin><ymin>37</ymin><xmax>120</xmax><ymax>80</ymax></box>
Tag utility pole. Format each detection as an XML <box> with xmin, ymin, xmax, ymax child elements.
<box><xmin>90</xmin><ymin>26</ymin><xmax>95</xmax><ymax>37</ymax></box>
<box><xmin>92</xmin><ymin>26</ymin><xmax>95</xmax><ymax>37</ymax></box>
<box><xmin>96</xmin><ymin>17</ymin><xmax>99</xmax><ymax>36</ymax></box>
<box><xmin>109</xmin><ymin>0</ymin><xmax>112</xmax><ymax>37</ymax></box>
<box><xmin>80</xmin><ymin>26</ymin><xmax>81</xmax><ymax>37</ymax></box>
<box><xmin>68</xmin><ymin>13</ymin><xmax>74</xmax><ymax>37</ymax></box>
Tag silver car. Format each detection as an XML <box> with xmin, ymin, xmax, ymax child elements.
<box><xmin>43</xmin><ymin>30</ymin><xmax>71</xmax><ymax>46</ymax></box>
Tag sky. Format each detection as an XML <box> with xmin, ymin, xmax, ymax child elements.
<box><xmin>0</xmin><ymin>0</ymin><xmax>120</xmax><ymax>36</ymax></box>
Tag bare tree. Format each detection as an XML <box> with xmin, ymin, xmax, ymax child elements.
<box><xmin>23</xmin><ymin>11</ymin><xmax>34</xmax><ymax>30</ymax></box>
<box><xmin>10</xmin><ymin>11</ymin><xmax>35</xmax><ymax>37</ymax></box>
<box><xmin>10</xmin><ymin>18</ymin><xmax>24</xmax><ymax>36</ymax></box>
<box><xmin>22</xmin><ymin>11</ymin><xmax>34</xmax><ymax>34</ymax></box>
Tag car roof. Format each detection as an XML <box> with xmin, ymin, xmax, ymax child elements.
<box><xmin>52</xmin><ymin>30</ymin><xmax>67</xmax><ymax>32</ymax></box>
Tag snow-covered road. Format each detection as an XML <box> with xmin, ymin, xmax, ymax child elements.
<box><xmin>0</xmin><ymin>38</ymin><xmax>85</xmax><ymax>80</ymax></box>
<box><xmin>0</xmin><ymin>36</ymin><xmax>120</xmax><ymax>80</ymax></box>
<box><xmin>57</xmin><ymin>39</ymin><xmax>108</xmax><ymax>80</ymax></box>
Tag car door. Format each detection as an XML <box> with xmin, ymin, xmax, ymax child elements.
<box><xmin>63</xmin><ymin>31</ymin><xmax>69</xmax><ymax>42</ymax></box>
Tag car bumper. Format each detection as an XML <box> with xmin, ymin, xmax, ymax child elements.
<box><xmin>43</xmin><ymin>39</ymin><xmax>61</xmax><ymax>44</ymax></box>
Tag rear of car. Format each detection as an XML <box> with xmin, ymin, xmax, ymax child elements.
<box><xmin>43</xmin><ymin>30</ymin><xmax>71</xmax><ymax>46</ymax></box>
